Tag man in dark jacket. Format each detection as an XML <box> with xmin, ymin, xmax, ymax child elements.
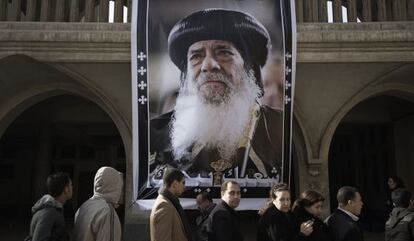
<box><xmin>207</xmin><ymin>181</ymin><xmax>243</xmax><ymax>241</ymax></box>
<box><xmin>28</xmin><ymin>172</ymin><xmax>73</xmax><ymax>241</ymax></box>
<box><xmin>326</xmin><ymin>186</ymin><xmax>364</xmax><ymax>241</ymax></box>
<box><xmin>385</xmin><ymin>188</ymin><xmax>414</xmax><ymax>241</ymax></box>
<box><xmin>195</xmin><ymin>191</ymin><xmax>216</xmax><ymax>241</ymax></box>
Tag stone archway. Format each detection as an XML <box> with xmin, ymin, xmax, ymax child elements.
<box><xmin>0</xmin><ymin>55</ymin><xmax>131</xmax><ymax>240</ymax></box>
<box><xmin>328</xmin><ymin>94</ymin><xmax>414</xmax><ymax>235</ymax></box>
<box><xmin>0</xmin><ymin>94</ymin><xmax>127</xmax><ymax>207</ymax></box>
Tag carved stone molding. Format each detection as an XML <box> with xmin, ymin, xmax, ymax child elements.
<box><xmin>308</xmin><ymin>163</ymin><xmax>321</xmax><ymax>177</ymax></box>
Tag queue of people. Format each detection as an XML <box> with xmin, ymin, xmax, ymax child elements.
<box><xmin>150</xmin><ymin>169</ymin><xmax>414</xmax><ymax>241</ymax></box>
<box><xmin>26</xmin><ymin>168</ymin><xmax>414</xmax><ymax>241</ymax></box>
<box><xmin>149</xmin><ymin>167</ymin><xmax>361</xmax><ymax>241</ymax></box>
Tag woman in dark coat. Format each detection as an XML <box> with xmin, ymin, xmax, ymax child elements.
<box><xmin>257</xmin><ymin>183</ymin><xmax>313</xmax><ymax>241</ymax></box>
<box><xmin>291</xmin><ymin>190</ymin><xmax>331</xmax><ymax>241</ymax></box>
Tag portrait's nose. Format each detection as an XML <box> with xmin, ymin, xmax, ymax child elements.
<box><xmin>201</xmin><ymin>54</ymin><xmax>220</xmax><ymax>73</ymax></box>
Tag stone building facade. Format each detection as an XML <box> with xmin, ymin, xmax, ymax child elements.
<box><xmin>0</xmin><ymin>0</ymin><xmax>414</xmax><ymax>240</ymax></box>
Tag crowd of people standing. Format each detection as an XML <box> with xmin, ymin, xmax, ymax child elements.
<box><xmin>25</xmin><ymin>167</ymin><xmax>413</xmax><ymax>241</ymax></box>
<box><xmin>151</xmin><ymin>169</ymin><xmax>414</xmax><ymax>241</ymax></box>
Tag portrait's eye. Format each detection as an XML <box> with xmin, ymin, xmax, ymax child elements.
<box><xmin>217</xmin><ymin>49</ymin><xmax>234</xmax><ymax>57</ymax></box>
<box><xmin>189</xmin><ymin>52</ymin><xmax>204</xmax><ymax>62</ymax></box>
<box><xmin>189</xmin><ymin>54</ymin><xmax>200</xmax><ymax>60</ymax></box>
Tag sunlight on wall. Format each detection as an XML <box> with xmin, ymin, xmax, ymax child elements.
<box><xmin>108</xmin><ymin>1</ymin><xmax>128</xmax><ymax>23</ymax></box>
<box><xmin>327</xmin><ymin>1</ymin><xmax>361</xmax><ymax>22</ymax></box>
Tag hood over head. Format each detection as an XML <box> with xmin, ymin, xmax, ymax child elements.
<box><xmin>93</xmin><ymin>166</ymin><xmax>123</xmax><ymax>205</ymax></box>
<box><xmin>32</xmin><ymin>194</ymin><xmax>63</xmax><ymax>213</ymax></box>
<box><xmin>387</xmin><ymin>207</ymin><xmax>414</xmax><ymax>227</ymax></box>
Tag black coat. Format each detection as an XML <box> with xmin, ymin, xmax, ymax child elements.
<box><xmin>326</xmin><ymin>209</ymin><xmax>364</xmax><ymax>241</ymax></box>
<box><xmin>207</xmin><ymin>201</ymin><xmax>243</xmax><ymax>241</ymax></box>
<box><xmin>257</xmin><ymin>205</ymin><xmax>299</xmax><ymax>241</ymax></box>
<box><xmin>292</xmin><ymin>209</ymin><xmax>331</xmax><ymax>241</ymax></box>
<box><xmin>385</xmin><ymin>207</ymin><xmax>414</xmax><ymax>241</ymax></box>
<box><xmin>195</xmin><ymin>203</ymin><xmax>216</xmax><ymax>241</ymax></box>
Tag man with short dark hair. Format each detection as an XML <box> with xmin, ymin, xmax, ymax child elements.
<box><xmin>385</xmin><ymin>188</ymin><xmax>414</xmax><ymax>241</ymax></box>
<box><xmin>150</xmin><ymin>168</ymin><xmax>193</xmax><ymax>241</ymax></box>
<box><xmin>195</xmin><ymin>192</ymin><xmax>216</xmax><ymax>241</ymax></box>
<box><xmin>207</xmin><ymin>181</ymin><xmax>243</xmax><ymax>241</ymax></box>
<box><xmin>150</xmin><ymin>9</ymin><xmax>283</xmax><ymax>185</ymax></box>
<box><xmin>28</xmin><ymin>172</ymin><xmax>73</xmax><ymax>241</ymax></box>
<box><xmin>326</xmin><ymin>186</ymin><xmax>364</xmax><ymax>241</ymax></box>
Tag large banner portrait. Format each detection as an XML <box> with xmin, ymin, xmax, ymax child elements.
<box><xmin>131</xmin><ymin>0</ymin><xmax>296</xmax><ymax>209</ymax></box>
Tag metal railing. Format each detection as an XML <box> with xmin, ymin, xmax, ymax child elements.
<box><xmin>0</xmin><ymin>0</ymin><xmax>412</xmax><ymax>23</ymax></box>
<box><xmin>296</xmin><ymin>0</ymin><xmax>412</xmax><ymax>22</ymax></box>
<box><xmin>0</xmin><ymin>0</ymin><xmax>131</xmax><ymax>22</ymax></box>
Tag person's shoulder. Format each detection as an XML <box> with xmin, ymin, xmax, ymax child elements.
<box><xmin>326</xmin><ymin>210</ymin><xmax>341</xmax><ymax>224</ymax></box>
<box><xmin>151</xmin><ymin>195</ymin><xmax>176</xmax><ymax>221</ymax></box>
<box><xmin>259</xmin><ymin>104</ymin><xmax>283</xmax><ymax>127</ymax></box>
<box><xmin>261</xmin><ymin>205</ymin><xmax>281</xmax><ymax>221</ymax></box>
<box><xmin>81</xmin><ymin>197</ymin><xmax>107</xmax><ymax>207</ymax></box>
<box><xmin>211</xmin><ymin>202</ymin><xmax>226</xmax><ymax>212</ymax></box>
<box><xmin>34</xmin><ymin>205</ymin><xmax>62</xmax><ymax>222</ymax></box>
<box><xmin>261</xmin><ymin>105</ymin><xmax>282</xmax><ymax>113</ymax></box>
<box><xmin>150</xmin><ymin>111</ymin><xmax>174</xmax><ymax>127</ymax></box>
<box><xmin>210</xmin><ymin>202</ymin><xmax>230</xmax><ymax>217</ymax></box>
<box><xmin>260</xmin><ymin>105</ymin><xmax>282</xmax><ymax>116</ymax></box>
<box><xmin>327</xmin><ymin>209</ymin><xmax>355</xmax><ymax>226</ymax></box>
<box><xmin>401</xmin><ymin>210</ymin><xmax>414</xmax><ymax>222</ymax></box>
<box><xmin>78</xmin><ymin>198</ymin><xmax>112</xmax><ymax>215</ymax></box>
<box><xmin>293</xmin><ymin>209</ymin><xmax>313</xmax><ymax>224</ymax></box>
<box><xmin>206</xmin><ymin>203</ymin><xmax>217</xmax><ymax>214</ymax></box>
<box><xmin>152</xmin><ymin>194</ymin><xmax>174</xmax><ymax>210</ymax></box>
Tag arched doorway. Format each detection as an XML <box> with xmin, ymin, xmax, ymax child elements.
<box><xmin>328</xmin><ymin>95</ymin><xmax>414</xmax><ymax>234</ymax></box>
<box><xmin>0</xmin><ymin>94</ymin><xmax>126</xmax><ymax>239</ymax></box>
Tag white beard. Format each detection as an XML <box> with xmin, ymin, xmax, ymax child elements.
<box><xmin>170</xmin><ymin>68</ymin><xmax>261</xmax><ymax>161</ymax></box>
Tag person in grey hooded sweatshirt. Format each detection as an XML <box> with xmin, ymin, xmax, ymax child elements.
<box><xmin>73</xmin><ymin>166</ymin><xmax>123</xmax><ymax>241</ymax></box>
<box><xmin>385</xmin><ymin>188</ymin><xmax>414</xmax><ymax>241</ymax></box>
<box><xmin>27</xmin><ymin>172</ymin><xmax>73</xmax><ymax>241</ymax></box>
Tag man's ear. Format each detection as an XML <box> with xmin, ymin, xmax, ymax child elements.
<box><xmin>62</xmin><ymin>185</ymin><xmax>70</xmax><ymax>197</ymax></box>
<box><xmin>171</xmin><ymin>180</ymin><xmax>178</xmax><ymax>189</ymax></box>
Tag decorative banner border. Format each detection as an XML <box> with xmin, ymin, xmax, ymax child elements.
<box><xmin>281</xmin><ymin>0</ymin><xmax>296</xmax><ymax>186</ymax></box>
<box><xmin>131</xmin><ymin>0</ymin><xmax>297</xmax><ymax>209</ymax></box>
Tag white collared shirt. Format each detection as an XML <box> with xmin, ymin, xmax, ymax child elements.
<box><xmin>338</xmin><ymin>207</ymin><xmax>359</xmax><ymax>221</ymax></box>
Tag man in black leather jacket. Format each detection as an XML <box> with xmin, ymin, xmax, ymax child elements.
<box><xmin>207</xmin><ymin>181</ymin><xmax>243</xmax><ymax>241</ymax></box>
<box><xmin>326</xmin><ymin>186</ymin><xmax>364</xmax><ymax>241</ymax></box>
